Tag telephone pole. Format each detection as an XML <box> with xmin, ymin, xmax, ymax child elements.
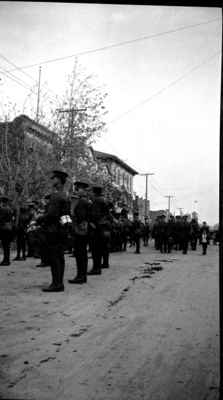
<box><xmin>165</xmin><ymin>195</ymin><xmax>174</xmax><ymax>219</ymax></box>
<box><xmin>139</xmin><ymin>173</ymin><xmax>154</xmax><ymax>219</ymax></box>
<box><xmin>36</xmin><ymin>66</ymin><xmax>42</xmax><ymax>123</ymax></box>
<box><xmin>56</xmin><ymin>107</ymin><xmax>87</xmax><ymax>134</ymax></box>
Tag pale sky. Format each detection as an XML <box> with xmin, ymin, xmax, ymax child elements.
<box><xmin>0</xmin><ymin>2</ymin><xmax>222</xmax><ymax>225</ymax></box>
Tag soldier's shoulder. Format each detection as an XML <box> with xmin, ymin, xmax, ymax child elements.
<box><xmin>51</xmin><ymin>191</ymin><xmax>68</xmax><ymax>201</ymax></box>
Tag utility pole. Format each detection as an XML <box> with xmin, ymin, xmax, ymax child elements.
<box><xmin>139</xmin><ymin>173</ymin><xmax>154</xmax><ymax>219</ymax></box>
<box><xmin>56</xmin><ymin>107</ymin><xmax>87</xmax><ymax>134</ymax></box>
<box><xmin>165</xmin><ymin>195</ymin><xmax>174</xmax><ymax>219</ymax></box>
<box><xmin>57</xmin><ymin>60</ymin><xmax>87</xmax><ymax>133</ymax></box>
<box><xmin>36</xmin><ymin>66</ymin><xmax>42</xmax><ymax>123</ymax></box>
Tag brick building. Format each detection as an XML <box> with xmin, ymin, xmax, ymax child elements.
<box><xmin>93</xmin><ymin>150</ymin><xmax>138</xmax><ymax>212</ymax></box>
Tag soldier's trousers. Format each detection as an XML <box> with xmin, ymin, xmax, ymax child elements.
<box><xmin>91</xmin><ymin>230</ymin><xmax>110</xmax><ymax>271</ymax></box>
<box><xmin>143</xmin><ymin>234</ymin><xmax>149</xmax><ymax>246</ymax></box>
<box><xmin>1</xmin><ymin>238</ymin><xmax>11</xmax><ymax>263</ymax></box>
<box><xmin>182</xmin><ymin>240</ymin><xmax>189</xmax><ymax>254</ymax></box>
<box><xmin>47</xmin><ymin>244</ymin><xmax>65</xmax><ymax>286</ymax></box>
<box><xmin>91</xmin><ymin>233</ymin><xmax>102</xmax><ymax>271</ymax></box>
<box><xmin>1</xmin><ymin>229</ymin><xmax>13</xmax><ymax>263</ymax></box>
<box><xmin>74</xmin><ymin>235</ymin><xmax>88</xmax><ymax>279</ymax></box>
<box><xmin>202</xmin><ymin>243</ymin><xmax>208</xmax><ymax>255</ymax></box>
<box><xmin>191</xmin><ymin>238</ymin><xmax>198</xmax><ymax>251</ymax></box>
<box><xmin>102</xmin><ymin>233</ymin><xmax>110</xmax><ymax>267</ymax></box>
<box><xmin>16</xmin><ymin>228</ymin><xmax>26</xmax><ymax>258</ymax></box>
<box><xmin>160</xmin><ymin>238</ymin><xmax>168</xmax><ymax>253</ymax></box>
<box><xmin>135</xmin><ymin>236</ymin><xmax>140</xmax><ymax>253</ymax></box>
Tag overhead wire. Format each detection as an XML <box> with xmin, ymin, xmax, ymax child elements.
<box><xmin>109</xmin><ymin>50</ymin><xmax>221</xmax><ymax>125</ymax></box>
<box><xmin>6</xmin><ymin>17</ymin><xmax>221</xmax><ymax>72</ymax></box>
<box><xmin>1</xmin><ymin>17</ymin><xmax>220</xmax><ymax>115</ymax></box>
<box><xmin>150</xmin><ymin>183</ymin><xmax>165</xmax><ymax>198</ymax></box>
<box><xmin>0</xmin><ymin>54</ymin><xmax>59</xmax><ymax>105</ymax></box>
<box><xmin>0</xmin><ymin>66</ymin><xmax>36</xmax><ymax>93</ymax></box>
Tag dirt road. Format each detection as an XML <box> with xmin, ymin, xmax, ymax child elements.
<box><xmin>0</xmin><ymin>243</ymin><xmax>219</xmax><ymax>400</ymax></box>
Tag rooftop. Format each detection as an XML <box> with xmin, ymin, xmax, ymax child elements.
<box><xmin>94</xmin><ymin>150</ymin><xmax>138</xmax><ymax>175</ymax></box>
<box><xmin>0</xmin><ymin>114</ymin><xmax>55</xmax><ymax>145</ymax></box>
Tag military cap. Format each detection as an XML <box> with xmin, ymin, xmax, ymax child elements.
<box><xmin>133</xmin><ymin>211</ymin><xmax>139</xmax><ymax>216</ymax></box>
<box><xmin>74</xmin><ymin>180</ymin><xmax>89</xmax><ymax>189</ymax></box>
<box><xmin>50</xmin><ymin>169</ymin><xmax>68</xmax><ymax>180</ymax></box>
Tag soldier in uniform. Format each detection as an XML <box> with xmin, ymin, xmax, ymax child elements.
<box><xmin>35</xmin><ymin>194</ymin><xmax>51</xmax><ymax>268</ymax></box>
<box><xmin>0</xmin><ymin>196</ymin><xmax>14</xmax><ymax>266</ymax></box>
<box><xmin>151</xmin><ymin>217</ymin><xmax>160</xmax><ymax>250</ymax></box>
<box><xmin>68</xmin><ymin>180</ymin><xmax>90</xmax><ymax>284</ymax></box>
<box><xmin>181</xmin><ymin>215</ymin><xmax>191</xmax><ymax>255</ymax></box>
<box><xmin>120</xmin><ymin>208</ymin><xmax>131</xmax><ymax>251</ymax></box>
<box><xmin>88</xmin><ymin>184</ymin><xmax>111</xmax><ymax>275</ymax></box>
<box><xmin>174</xmin><ymin>215</ymin><xmax>183</xmax><ymax>251</ymax></box>
<box><xmin>131</xmin><ymin>212</ymin><xmax>142</xmax><ymax>254</ymax></box>
<box><xmin>190</xmin><ymin>217</ymin><xmax>200</xmax><ymax>251</ymax></box>
<box><xmin>142</xmin><ymin>217</ymin><xmax>150</xmax><ymax>247</ymax></box>
<box><xmin>166</xmin><ymin>215</ymin><xmax>175</xmax><ymax>254</ymax></box>
<box><xmin>39</xmin><ymin>169</ymin><xmax>70</xmax><ymax>292</ymax></box>
<box><xmin>157</xmin><ymin>214</ymin><xmax>168</xmax><ymax>254</ymax></box>
<box><xmin>199</xmin><ymin>221</ymin><xmax>210</xmax><ymax>255</ymax></box>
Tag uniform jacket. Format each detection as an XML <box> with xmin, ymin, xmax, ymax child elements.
<box><xmin>0</xmin><ymin>205</ymin><xmax>14</xmax><ymax>230</ymax></box>
<box><xmin>89</xmin><ymin>196</ymin><xmax>111</xmax><ymax>229</ymax></box>
<box><xmin>72</xmin><ymin>196</ymin><xmax>90</xmax><ymax>236</ymax></box>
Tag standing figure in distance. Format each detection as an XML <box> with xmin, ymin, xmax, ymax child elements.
<box><xmin>181</xmin><ymin>215</ymin><xmax>191</xmax><ymax>255</ymax></box>
<box><xmin>88</xmin><ymin>185</ymin><xmax>110</xmax><ymax>274</ymax></box>
<box><xmin>69</xmin><ymin>180</ymin><xmax>90</xmax><ymax>284</ymax></box>
<box><xmin>200</xmin><ymin>221</ymin><xmax>210</xmax><ymax>255</ymax></box>
<box><xmin>190</xmin><ymin>217</ymin><xmax>200</xmax><ymax>251</ymax></box>
<box><xmin>143</xmin><ymin>217</ymin><xmax>150</xmax><ymax>247</ymax></box>
<box><xmin>132</xmin><ymin>212</ymin><xmax>142</xmax><ymax>254</ymax></box>
<box><xmin>40</xmin><ymin>169</ymin><xmax>70</xmax><ymax>292</ymax></box>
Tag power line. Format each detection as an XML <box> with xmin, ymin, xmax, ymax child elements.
<box><xmin>150</xmin><ymin>183</ymin><xmax>165</xmax><ymax>197</ymax></box>
<box><xmin>0</xmin><ymin>53</ymin><xmax>38</xmax><ymax>84</ymax></box>
<box><xmin>6</xmin><ymin>17</ymin><xmax>221</xmax><ymax>72</ymax></box>
<box><xmin>0</xmin><ymin>54</ymin><xmax>59</xmax><ymax>105</ymax></box>
<box><xmin>0</xmin><ymin>66</ymin><xmax>36</xmax><ymax>93</ymax></box>
<box><xmin>109</xmin><ymin>50</ymin><xmax>221</xmax><ymax>125</ymax></box>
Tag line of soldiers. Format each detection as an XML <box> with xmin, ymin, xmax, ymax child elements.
<box><xmin>0</xmin><ymin>170</ymin><xmax>121</xmax><ymax>292</ymax></box>
<box><xmin>151</xmin><ymin>214</ymin><xmax>211</xmax><ymax>255</ymax></box>
<box><xmin>0</xmin><ymin>168</ymin><xmax>214</xmax><ymax>293</ymax></box>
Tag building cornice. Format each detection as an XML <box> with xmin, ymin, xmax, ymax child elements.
<box><xmin>93</xmin><ymin>149</ymin><xmax>138</xmax><ymax>175</ymax></box>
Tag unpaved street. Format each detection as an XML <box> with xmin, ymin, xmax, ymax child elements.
<box><xmin>0</xmin><ymin>243</ymin><xmax>219</xmax><ymax>400</ymax></box>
